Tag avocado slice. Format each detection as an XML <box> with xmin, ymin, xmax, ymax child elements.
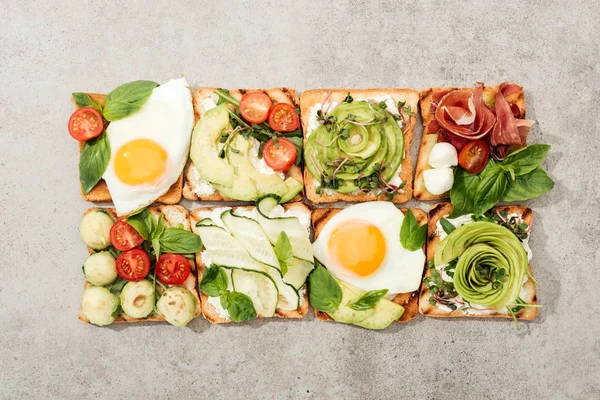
<box><xmin>190</xmin><ymin>104</ymin><xmax>235</xmax><ymax>188</ymax></box>
<box><xmin>279</xmin><ymin>177</ymin><xmax>303</xmax><ymax>203</ymax></box>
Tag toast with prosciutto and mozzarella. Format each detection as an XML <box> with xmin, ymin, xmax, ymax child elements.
<box><xmin>414</xmin><ymin>83</ymin><xmax>532</xmax><ymax>200</ymax></box>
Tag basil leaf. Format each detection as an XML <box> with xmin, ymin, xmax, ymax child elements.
<box><xmin>72</xmin><ymin>92</ymin><xmax>102</xmax><ymax>113</ymax></box>
<box><xmin>159</xmin><ymin>228</ymin><xmax>202</xmax><ymax>254</ymax></box>
<box><xmin>103</xmin><ymin>80</ymin><xmax>158</xmax><ymax>121</ymax></box>
<box><xmin>449</xmin><ymin>167</ymin><xmax>481</xmax><ymax>218</ymax></box>
<box><xmin>439</xmin><ymin>218</ymin><xmax>456</xmax><ymax>235</ymax></box>
<box><xmin>108</xmin><ymin>277</ymin><xmax>128</xmax><ymax>294</ymax></box>
<box><xmin>474</xmin><ymin>166</ymin><xmax>508</xmax><ymax>216</ymax></box>
<box><xmin>152</xmin><ymin>215</ymin><xmax>166</xmax><ymax>240</ymax></box>
<box><xmin>503</xmin><ymin>166</ymin><xmax>554</xmax><ymax>202</ymax></box>
<box><xmin>112</xmin><ymin>305</ymin><xmax>123</xmax><ymax>318</ymax></box>
<box><xmin>126</xmin><ymin>209</ymin><xmax>155</xmax><ymax>240</ymax></box>
<box><xmin>79</xmin><ymin>131</ymin><xmax>110</xmax><ymax>194</ymax></box>
<box><xmin>286</xmin><ymin>136</ymin><xmax>304</xmax><ymax>166</ymax></box>
<box><xmin>502</xmin><ymin>144</ymin><xmax>550</xmax><ymax>176</ymax></box>
<box><xmin>274</xmin><ymin>231</ymin><xmax>293</xmax><ymax>276</ymax></box>
<box><xmin>199</xmin><ymin>265</ymin><xmax>228</xmax><ymax>297</ymax></box>
<box><xmin>226</xmin><ymin>291</ymin><xmax>257</xmax><ymax>322</ymax></box>
<box><xmin>152</xmin><ymin>238</ymin><xmax>161</xmax><ymax>260</ymax></box>
<box><xmin>400</xmin><ymin>209</ymin><xmax>427</xmax><ymax>251</ymax></box>
<box><xmin>308</xmin><ymin>262</ymin><xmax>342</xmax><ymax>313</ymax></box>
<box><xmin>347</xmin><ymin>289</ymin><xmax>389</xmax><ymax>311</ymax></box>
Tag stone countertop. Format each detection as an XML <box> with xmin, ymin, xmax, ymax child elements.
<box><xmin>1</xmin><ymin>0</ymin><xmax>598</xmax><ymax>398</ymax></box>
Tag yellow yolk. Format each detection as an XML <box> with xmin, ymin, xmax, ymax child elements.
<box><xmin>114</xmin><ymin>139</ymin><xmax>167</xmax><ymax>185</ymax></box>
<box><xmin>328</xmin><ymin>220</ymin><xmax>386</xmax><ymax>277</ymax></box>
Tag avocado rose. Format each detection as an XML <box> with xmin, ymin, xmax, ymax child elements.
<box><xmin>435</xmin><ymin>221</ymin><xmax>528</xmax><ymax>310</ymax></box>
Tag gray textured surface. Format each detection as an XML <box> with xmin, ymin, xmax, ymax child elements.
<box><xmin>1</xmin><ymin>0</ymin><xmax>599</xmax><ymax>399</ymax></box>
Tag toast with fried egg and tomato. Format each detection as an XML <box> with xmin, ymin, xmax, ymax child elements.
<box><xmin>183</xmin><ymin>87</ymin><xmax>304</xmax><ymax>203</ymax></box>
<box><xmin>190</xmin><ymin>197</ymin><xmax>313</xmax><ymax>323</ymax></box>
<box><xmin>71</xmin><ymin>79</ymin><xmax>193</xmax><ymax>214</ymax></box>
<box><xmin>78</xmin><ymin>205</ymin><xmax>202</xmax><ymax>327</ymax></box>
<box><xmin>311</xmin><ymin>203</ymin><xmax>427</xmax><ymax>327</ymax></box>
<box><xmin>415</xmin><ymin>83</ymin><xmax>530</xmax><ymax>200</ymax></box>
<box><xmin>300</xmin><ymin>88</ymin><xmax>418</xmax><ymax>204</ymax></box>
<box><xmin>418</xmin><ymin>203</ymin><xmax>538</xmax><ymax>322</ymax></box>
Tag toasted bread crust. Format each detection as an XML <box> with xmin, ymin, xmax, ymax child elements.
<box><xmin>77</xmin><ymin>206</ymin><xmax>202</xmax><ymax>324</ymax></box>
<box><xmin>414</xmin><ymin>84</ymin><xmax>527</xmax><ymax>200</ymax></box>
<box><xmin>183</xmin><ymin>88</ymin><xmax>303</xmax><ymax>203</ymax></box>
<box><xmin>418</xmin><ymin>203</ymin><xmax>538</xmax><ymax>320</ymax></box>
<box><xmin>190</xmin><ymin>203</ymin><xmax>312</xmax><ymax>323</ymax></box>
<box><xmin>300</xmin><ymin>88</ymin><xmax>419</xmax><ymax>204</ymax></box>
<box><xmin>73</xmin><ymin>93</ymin><xmax>184</xmax><ymax>205</ymax></box>
<box><xmin>311</xmin><ymin>207</ymin><xmax>426</xmax><ymax>323</ymax></box>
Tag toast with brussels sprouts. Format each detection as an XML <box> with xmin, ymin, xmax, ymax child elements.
<box><xmin>183</xmin><ymin>87</ymin><xmax>304</xmax><ymax>203</ymax></box>
<box><xmin>414</xmin><ymin>84</ymin><xmax>527</xmax><ymax>200</ymax></box>
<box><xmin>300</xmin><ymin>88</ymin><xmax>418</xmax><ymax>204</ymax></box>
<box><xmin>190</xmin><ymin>199</ymin><xmax>313</xmax><ymax>323</ymax></box>
<box><xmin>72</xmin><ymin>93</ymin><xmax>183</xmax><ymax>204</ymax></box>
<box><xmin>311</xmin><ymin>207</ymin><xmax>426</xmax><ymax>324</ymax></box>
<box><xmin>78</xmin><ymin>205</ymin><xmax>202</xmax><ymax>326</ymax></box>
<box><xmin>418</xmin><ymin>202</ymin><xmax>538</xmax><ymax>322</ymax></box>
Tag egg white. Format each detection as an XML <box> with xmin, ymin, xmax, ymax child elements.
<box><xmin>313</xmin><ymin>202</ymin><xmax>426</xmax><ymax>296</ymax></box>
<box><xmin>102</xmin><ymin>78</ymin><xmax>194</xmax><ymax>216</ymax></box>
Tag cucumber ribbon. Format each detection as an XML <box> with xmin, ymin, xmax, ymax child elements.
<box><xmin>434</xmin><ymin>221</ymin><xmax>527</xmax><ymax>310</ymax></box>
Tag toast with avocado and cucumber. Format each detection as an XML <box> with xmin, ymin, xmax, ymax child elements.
<box><xmin>310</xmin><ymin>207</ymin><xmax>426</xmax><ymax>325</ymax></box>
<box><xmin>190</xmin><ymin>198</ymin><xmax>313</xmax><ymax>323</ymax></box>
<box><xmin>183</xmin><ymin>87</ymin><xmax>304</xmax><ymax>203</ymax></box>
<box><xmin>78</xmin><ymin>205</ymin><xmax>202</xmax><ymax>326</ymax></box>
<box><xmin>418</xmin><ymin>202</ymin><xmax>539</xmax><ymax>324</ymax></box>
<box><xmin>414</xmin><ymin>83</ymin><xmax>528</xmax><ymax>200</ymax></box>
<box><xmin>71</xmin><ymin>93</ymin><xmax>184</xmax><ymax>204</ymax></box>
<box><xmin>300</xmin><ymin>88</ymin><xmax>418</xmax><ymax>204</ymax></box>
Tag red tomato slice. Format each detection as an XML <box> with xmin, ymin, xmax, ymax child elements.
<box><xmin>110</xmin><ymin>220</ymin><xmax>144</xmax><ymax>251</ymax></box>
<box><xmin>458</xmin><ymin>140</ymin><xmax>490</xmax><ymax>174</ymax></box>
<box><xmin>116</xmin><ymin>249</ymin><xmax>150</xmax><ymax>281</ymax></box>
<box><xmin>262</xmin><ymin>137</ymin><xmax>297</xmax><ymax>172</ymax></box>
<box><xmin>268</xmin><ymin>103</ymin><xmax>299</xmax><ymax>132</ymax></box>
<box><xmin>156</xmin><ymin>254</ymin><xmax>191</xmax><ymax>285</ymax></box>
<box><xmin>68</xmin><ymin>107</ymin><xmax>103</xmax><ymax>141</ymax></box>
<box><xmin>239</xmin><ymin>92</ymin><xmax>273</xmax><ymax>124</ymax></box>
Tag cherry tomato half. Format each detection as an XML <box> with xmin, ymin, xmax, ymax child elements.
<box><xmin>268</xmin><ymin>103</ymin><xmax>299</xmax><ymax>132</ymax></box>
<box><xmin>68</xmin><ymin>107</ymin><xmax>103</xmax><ymax>141</ymax></box>
<box><xmin>458</xmin><ymin>140</ymin><xmax>490</xmax><ymax>174</ymax></box>
<box><xmin>110</xmin><ymin>220</ymin><xmax>144</xmax><ymax>251</ymax></box>
<box><xmin>116</xmin><ymin>248</ymin><xmax>150</xmax><ymax>281</ymax></box>
<box><xmin>156</xmin><ymin>254</ymin><xmax>191</xmax><ymax>285</ymax></box>
<box><xmin>239</xmin><ymin>92</ymin><xmax>273</xmax><ymax>124</ymax></box>
<box><xmin>262</xmin><ymin>137</ymin><xmax>297</xmax><ymax>172</ymax></box>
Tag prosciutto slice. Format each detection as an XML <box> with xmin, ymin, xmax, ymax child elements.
<box><xmin>434</xmin><ymin>83</ymin><xmax>496</xmax><ymax>140</ymax></box>
<box><xmin>490</xmin><ymin>82</ymin><xmax>534</xmax><ymax>146</ymax></box>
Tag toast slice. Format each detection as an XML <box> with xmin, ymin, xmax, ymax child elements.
<box><xmin>78</xmin><ymin>205</ymin><xmax>202</xmax><ymax>324</ymax></box>
<box><xmin>190</xmin><ymin>202</ymin><xmax>311</xmax><ymax>323</ymax></box>
<box><xmin>300</xmin><ymin>88</ymin><xmax>419</xmax><ymax>204</ymax></box>
<box><xmin>183</xmin><ymin>87</ymin><xmax>303</xmax><ymax>202</ymax></box>
<box><xmin>414</xmin><ymin>85</ymin><xmax>526</xmax><ymax>200</ymax></box>
<box><xmin>418</xmin><ymin>202</ymin><xmax>538</xmax><ymax>320</ymax></box>
<box><xmin>311</xmin><ymin>207</ymin><xmax>426</xmax><ymax>323</ymax></box>
<box><xmin>72</xmin><ymin>94</ymin><xmax>183</xmax><ymax>204</ymax></box>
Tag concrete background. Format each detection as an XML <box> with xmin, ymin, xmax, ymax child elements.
<box><xmin>1</xmin><ymin>0</ymin><xmax>599</xmax><ymax>399</ymax></box>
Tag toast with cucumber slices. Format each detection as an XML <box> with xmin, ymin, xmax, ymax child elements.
<box><xmin>414</xmin><ymin>83</ymin><xmax>527</xmax><ymax>200</ymax></box>
<box><xmin>190</xmin><ymin>198</ymin><xmax>313</xmax><ymax>323</ymax></box>
<box><xmin>78</xmin><ymin>205</ymin><xmax>202</xmax><ymax>326</ymax></box>
<box><xmin>311</xmin><ymin>207</ymin><xmax>426</xmax><ymax>324</ymax></box>
<box><xmin>300</xmin><ymin>88</ymin><xmax>419</xmax><ymax>204</ymax></box>
<box><xmin>418</xmin><ymin>203</ymin><xmax>538</xmax><ymax>322</ymax></box>
<box><xmin>183</xmin><ymin>87</ymin><xmax>304</xmax><ymax>203</ymax></box>
<box><xmin>72</xmin><ymin>93</ymin><xmax>183</xmax><ymax>204</ymax></box>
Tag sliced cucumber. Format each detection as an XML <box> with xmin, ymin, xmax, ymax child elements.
<box><xmin>256</xmin><ymin>194</ymin><xmax>281</xmax><ymax>213</ymax></box>
<box><xmin>221</xmin><ymin>210</ymin><xmax>280</xmax><ymax>269</ymax></box>
<box><xmin>230</xmin><ymin>268</ymin><xmax>278</xmax><ymax>317</ymax></box>
<box><xmin>80</xmin><ymin>210</ymin><xmax>114</xmax><ymax>250</ymax></box>
<box><xmin>157</xmin><ymin>287</ymin><xmax>197</xmax><ymax>327</ymax></box>
<box><xmin>283</xmin><ymin>257</ymin><xmax>314</xmax><ymax>290</ymax></box>
<box><xmin>81</xmin><ymin>286</ymin><xmax>119</xmax><ymax>326</ymax></box>
<box><xmin>120</xmin><ymin>280</ymin><xmax>154</xmax><ymax>319</ymax></box>
<box><xmin>255</xmin><ymin>197</ymin><xmax>313</xmax><ymax>262</ymax></box>
<box><xmin>196</xmin><ymin>218</ymin><xmax>216</xmax><ymax>227</ymax></box>
<box><xmin>83</xmin><ymin>251</ymin><xmax>117</xmax><ymax>286</ymax></box>
<box><xmin>265</xmin><ymin>266</ymin><xmax>299</xmax><ymax>310</ymax></box>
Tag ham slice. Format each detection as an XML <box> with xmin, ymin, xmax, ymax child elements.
<box><xmin>434</xmin><ymin>83</ymin><xmax>496</xmax><ymax>140</ymax></box>
<box><xmin>491</xmin><ymin>82</ymin><xmax>534</xmax><ymax>146</ymax></box>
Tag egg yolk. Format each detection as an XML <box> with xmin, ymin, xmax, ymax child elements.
<box><xmin>328</xmin><ymin>221</ymin><xmax>386</xmax><ymax>277</ymax></box>
<box><xmin>114</xmin><ymin>139</ymin><xmax>167</xmax><ymax>185</ymax></box>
